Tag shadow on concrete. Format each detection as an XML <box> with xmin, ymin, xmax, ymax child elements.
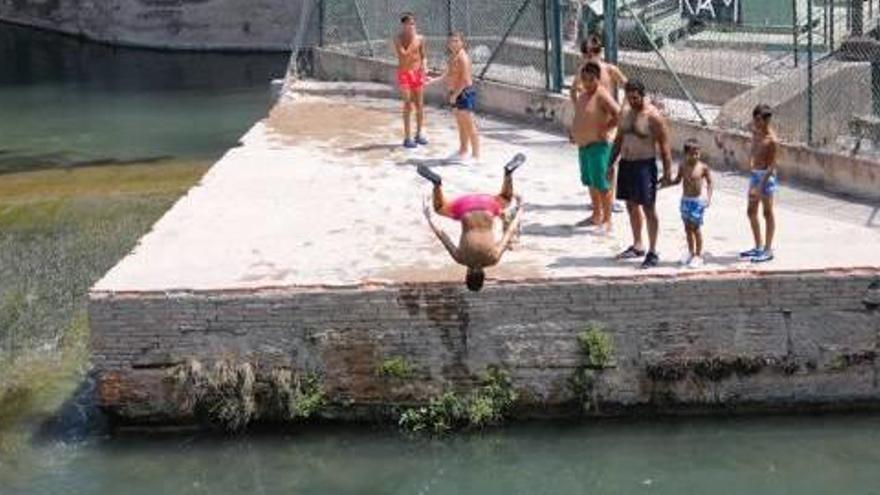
<box><xmin>399</xmin><ymin>157</ymin><xmax>462</xmax><ymax>168</ymax></box>
<box><xmin>546</xmin><ymin>255</ymin><xmax>687</xmax><ymax>270</ymax></box>
<box><xmin>868</xmin><ymin>206</ymin><xmax>880</xmax><ymax>228</ymax></box>
<box><xmin>521</xmin><ymin>222</ymin><xmax>578</xmax><ymax>238</ymax></box>
<box><xmin>346</xmin><ymin>143</ymin><xmax>400</xmax><ymax>153</ymax></box>
<box><xmin>524</xmin><ymin>202</ymin><xmax>585</xmax><ymax>212</ymax></box>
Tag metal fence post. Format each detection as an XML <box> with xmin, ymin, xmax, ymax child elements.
<box><xmin>604</xmin><ymin>0</ymin><xmax>618</xmax><ymax>64</ymax></box>
<box><xmin>552</xmin><ymin>0</ymin><xmax>564</xmax><ymax>92</ymax></box>
<box><xmin>853</xmin><ymin>0</ymin><xmax>864</xmax><ymax>36</ymax></box>
<box><xmin>807</xmin><ymin>0</ymin><xmax>815</xmax><ymax>145</ymax></box>
<box><xmin>543</xmin><ymin>0</ymin><xmax>551</xmax><ymax>91</ymax></box>
<box><xmin>447</xmin><ymin>0</ymin><xmax>453</xmax><ymax>34</ymax></box>
<box><xmin>318</xmin><ymin>0</ymin><xmax>325</xmax><ymax>47</ymax></box>
<box><xmin>793</xmin><ymin>0</ymin><xmax>799</xmax><ymax>67</ymax></box>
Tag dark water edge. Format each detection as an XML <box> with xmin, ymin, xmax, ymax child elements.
<box><xmin>0</xmin><ymin>22</ymin><xmax>289</xmax><ymax>175</ymax></box>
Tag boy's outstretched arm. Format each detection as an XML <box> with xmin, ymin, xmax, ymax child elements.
<box><xmin>423</xmin><ymin>198</ymin><xmax>462</xmax><ymax>263</ymax></box>
<box><xmin>494</xmin><ymin>196</ymin><xmax>524</xmax><ymax>261</ymax></box>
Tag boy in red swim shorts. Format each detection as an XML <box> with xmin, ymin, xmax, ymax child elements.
<box><xmin>393</xmin><ymin>12</ymin><xmax>428</xmax><ymax>149</ymax></box>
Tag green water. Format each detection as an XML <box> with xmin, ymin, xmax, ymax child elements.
<box><xmin>3</xmin><ymin>23</ymin><xmax>880</xmax><ymax>495</ymax></box>
<box><xmin>4</xmin><ymin>416</ymin><xmax>880</xmax><ymax>494</ymax></box>
<box><xmin>0</xmin><ymin>23</ymin><xmax>286</xmax><ymax>173</ymax></box>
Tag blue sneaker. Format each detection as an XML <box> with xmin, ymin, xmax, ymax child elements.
<box><xmin>740</xmin><ymin>247</ymin><xmax>762</xmax><ymax>258</ymax></box>
<box><xmin>415</xmin><ymin>134</ymin><xmax>429</xmax><ymax>146</ymax></box>
<box><xmin>751</xmin><ymin>249</ymin><xmax>774</xmax><ymax>263</ymax></box>
<box><xmin>403</xmin><ymin>138</ymin><xmax>417</xmax><ymax>149</ymax></box>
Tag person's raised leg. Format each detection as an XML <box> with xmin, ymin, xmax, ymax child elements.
<box><xmin>432</xmin><ymin>183</ymin><xmax>452</xmax><ymax>216</ymax></box>
<box><xmin>498</xmin><ymin>172</ymin><xmax>514</xmax><ymax>205</ymax></box>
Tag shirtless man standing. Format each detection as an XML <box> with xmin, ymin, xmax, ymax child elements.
<box><xmin>740</xmin><ymin>104</ymin><xmax>779</xmax><ymax>263</ymax></box>
<box><xmin>570</xmin><ymin>62</ymin><xmax>620</xmax><ymax>232</ymax></box>
<box><xmin>570</xmin><ymin>33</ymin><xmax>627</xmax><ymax>220</ymax></box>
<box><xmin>416</xmin><ymin>154</ymin><xmax>526</xmax><ymax>291</ymax></box>
<box><xmin>569</xmin><ymin>34</ymin><xmax>627</xmax><ymax>104</ymax></box>
<box><xmin>394</xmin><ymin>12</ymin><xmax>428</xmax><ymax>149</ymax></box>
<box><xmin>609</xmin><ymin>79</ymin><xmax>673</xmax><ymax>269</ymax></box>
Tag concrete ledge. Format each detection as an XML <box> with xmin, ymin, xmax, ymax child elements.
<box><xmin>89</xmin><ymin>271</ymin><xmax>880</xmax><ymax>423</ymax></box>
<box><xmin>311</xmin><ymin>48</ymin><xmax>880</xmax><ymax>202</ymax></box>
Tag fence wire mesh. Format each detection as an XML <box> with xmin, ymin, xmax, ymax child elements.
<box><xmin>308</xmin><ymin>0</ymin><xmax>880</xmax><ymax>157</ymax></box>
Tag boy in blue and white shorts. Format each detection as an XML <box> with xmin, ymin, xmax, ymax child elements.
<box><xmin>669</xmin><ymin>139</ymin><xmax>713</xmax><ymax>268</ymax></box>
<box><xmin>740</xmin><ymin>104</ymin><xmax>779</xmax><ymax>263</ymax></box>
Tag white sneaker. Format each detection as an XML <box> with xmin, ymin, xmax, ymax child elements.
<box><xmin>688</xmin><ymin>255</ymin><xmax>705</xmax><ymax>269</ymax></box>
<box><xmin>679</xmin><ymin>253</ymin><xmax>693</xmax><ymax>266</ymax></box>
<box><xmin>445</xmin><ymin>152</ymin><xmax>465</xmax><ymax>164</ymax></box>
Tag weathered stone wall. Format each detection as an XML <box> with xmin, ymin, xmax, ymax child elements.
<box><xmin>0</xmin><ymin>0</ymin><xmax>307</xmax><ymax>51</ymax></box>
<box><xmin>89</xmin><ymin>271</ymin><xmax>880</xmax><ymax>423</ymax></box>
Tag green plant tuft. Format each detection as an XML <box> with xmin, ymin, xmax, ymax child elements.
<box><xmin>377</xmin><ymin>357</ymin><xmax>414</xmax><ymax>379</ymax></box>
<box><xmin>577</xmin><ymin>324</ymin><xmax>615</xmax><ymax>369</ymax></box>
<box><xmin>399</xmin><ymin>365</ymin><xmax>517</xmax><ymax>434</ymax></box>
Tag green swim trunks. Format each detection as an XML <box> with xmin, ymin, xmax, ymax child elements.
<box><xmin>578</xmin><ymin>141</ymin><xmax>613</xmax><ymax>192</ymax></box>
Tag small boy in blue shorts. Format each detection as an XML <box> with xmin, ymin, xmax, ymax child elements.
<box><xmin>669</xmin><ymin>138</ymin><xmax>713</xmax><ymax>268</ymax></box>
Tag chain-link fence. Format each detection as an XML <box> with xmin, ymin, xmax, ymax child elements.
<box><xmin>302</xmin><ymin>0</ymin><xmax>880</xmax><ymax>157</ymax></box>
<box><xmin>310</xmin><ymin>0</ymin><xmax>558</xmax><ymax>89</ymax></box>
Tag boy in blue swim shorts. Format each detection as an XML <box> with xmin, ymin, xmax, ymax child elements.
<box><xmin>741</xmin><ymin>104</ymin><xmax>779</xmax><ymax>263</ymax></box>
<box><xmin>669</xmin><ymin>138</ymin><xmax>713</xmax><ymax>268</ymax></box>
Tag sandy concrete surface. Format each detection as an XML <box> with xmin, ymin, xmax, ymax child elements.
<box><xmin>94</xmin><ymin>84</ymin><xmax>880</xmax><ymax>292</ymax></box>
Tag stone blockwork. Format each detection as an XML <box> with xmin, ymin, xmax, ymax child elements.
<box><xmin>0</xmin><ymin>0</ymin><xmax>307</xmax><ymax>51</ymax></box>
<box><xmin>89</xmin><ymin>271</ymin><xmax>880</xmax><ymax>424</ymax></box>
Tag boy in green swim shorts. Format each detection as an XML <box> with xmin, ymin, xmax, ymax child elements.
<box><xmin>569</xmin><ymin>62</ymin><xmax>620</xmax><ymax>232</ymax></box>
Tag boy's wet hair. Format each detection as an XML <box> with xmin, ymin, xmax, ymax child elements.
<box><xmin>581</xmin><ymin>61</ymin><xmax>602</xmax><ymax>78</ymax></box>
<box><xmin>400</xmin><ymin>12</ymin><xmax>416</xmax><ymax>23</ymax></box>
<box><xmin>684</xmin><ymin>138</ymin><xmax>701</xmax><ymax>153</ymax></box>
<box><xmin>448</xmin><ymin>31</ymin><xmax>468</xmax><ymax>47</ymax></box>
<box><xmin>753</xmin><ymin>103</ymin><xmax>773</xmax><ymax>120</ymax></box>
<box><xmin>580</xmin><ymin>34</ymin><xmax>603</xmax><ymax>55</ymax></box>
<box><xmin>466</xmin><ymin>268</ymin><xmax>485</xmax><ymax>292</ymax></box>
<box><xmin>624</xmin><ymin>79</ymin><xmax>646</xmax><ymax>96</ymax></box>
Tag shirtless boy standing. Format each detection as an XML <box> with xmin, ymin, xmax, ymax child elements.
<box><xmin>570</xmin><ymin>62</ymin><xmax>620</xmax><ymax>232</ymax></box>
<box><xmin>394</xmin><ymin>12</ymin><xmax>428</xmax><ymax>149</ymax></box>
<box><xmin>444</xmin><ymin>32</ymin><xmax>480</xmax><ymax>163</ymax></box>
<box><xmin>740</xmin><ymin>104</ymin><xmax>779</xmax><ymax>263</ymax></box>
<box><xmin>670</xmin><ymin>138</ymin><xmax>713</xmax><ymax>268</ymax></box>
<box><xmin>569</xmin><ymin>34</ymin><xmax>627</xmax><ymax>105</ymax></box>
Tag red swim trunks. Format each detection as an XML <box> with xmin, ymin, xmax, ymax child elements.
<box><xmin>397</xmin><ymin>68</ymin><xmax>427</xmax><ymax>91</ymax></box>
<box><xmin>449</xmin><ymin>194</ymin><xmax>503</xmax><ymax>220</ymax></box>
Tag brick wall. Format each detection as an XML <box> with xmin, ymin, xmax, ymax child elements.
<box><xmin>89</xmin><ymin>270</ymin><xmax>880</xmax><ymax>423</ymax></box>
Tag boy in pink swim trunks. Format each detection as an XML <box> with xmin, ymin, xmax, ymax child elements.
<box><xmin>417</xmin><ymin>154</ymin><xmax>526</xmax><ymax>291</ymax></box>
<box><xmin>393</xmin><ymin>12</ymin><xmax>428</xmax><ymax>149</ymax></box>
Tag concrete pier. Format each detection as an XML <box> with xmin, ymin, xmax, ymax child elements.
<box><xmin>89</xmin><ymin>82</ymin><xmax>880</xmax><ymax>424</ymax></box>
